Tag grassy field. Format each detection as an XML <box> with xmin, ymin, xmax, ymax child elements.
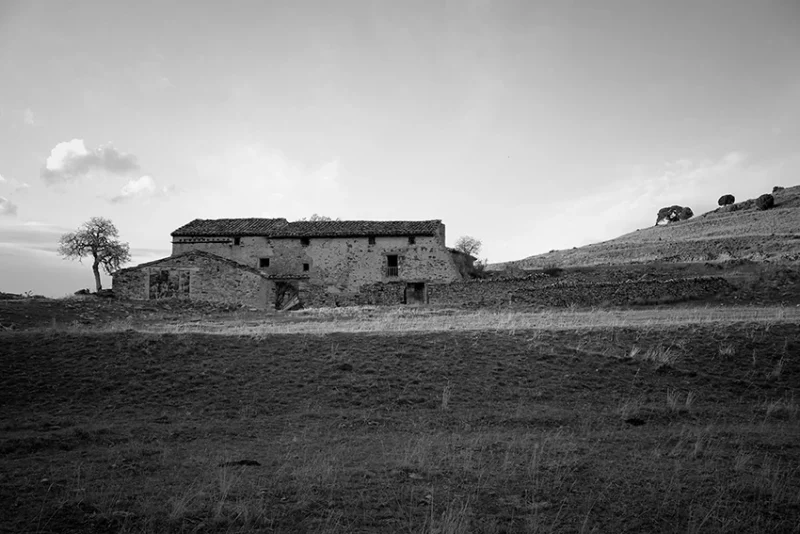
<box><xmin>2</xmin><ymin>304</ymin><xmax>800</xmax><ymax>533</ymax></box>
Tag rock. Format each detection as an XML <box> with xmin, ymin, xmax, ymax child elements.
<box><xmin>773</xmin><ymin>186</ymin><xmax>784</xmax><ymax>193</ymax></box>
<box><xmin>717</xmin><ymin>194</ymin><xmax>735</xmax><ymax>206</ymax></box>
<box><xmin>74</xmin><ymin>289</ymin><xmax>91</xmax><ymax>296</ymax></box>
<box><xmin>756</xmin><ymin>194</ymin><xmax>775</xmax><ymax>211</ymax></box>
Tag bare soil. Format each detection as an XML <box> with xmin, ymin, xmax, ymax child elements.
<box><xmin>1</xmin><ymin>301</ymin><xmax>799</xmax><ymax>533</ymax></box>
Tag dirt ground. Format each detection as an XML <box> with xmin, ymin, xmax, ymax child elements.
<box><xmin>1</xmin><ymin>300</ymin><xmax>799</xmax><ymax>533</ymax></box>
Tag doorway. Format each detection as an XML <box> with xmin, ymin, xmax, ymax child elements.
<box><xmin>274</xmin><ymin>281</ymin><xmax>301</xmax><ymax>310</ymax></box>
<box><xmin>404</xmin><ymin>282</ymin><xmax>427</xmax><ymax>305</ymax></box>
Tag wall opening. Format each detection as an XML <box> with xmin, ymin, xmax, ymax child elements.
<box><xmin>303</xmin><ymin>263</ymin><xmax>310</xmax><ymax>272</ymax></box>
<box><xmin>259</xmin><ymin>258</ymin><xmax>270</xmax><ymax>268</ymax></box>
<box><xmin>233</xmin><ymin>237</ymin><xmax>241</xmax><ymax>246</ymax></box>
<box><xmin>274</xmin><ymin>281</ymin><xmax>302</xmax><ymax>311</ymax></box>
<box><xmin>386</xmin><ymin>255</ymin><xmax>399</xmax><ymax>277</ymax></box>
<box><xmin>408</xmin><ymin>236</ymin><xmax>416</xmax><ymax>245</ymax></box>
<box><xmin>149</xmin><ymin>270</ymin><xmax>190</xmax><ymax>299</ymax></box>
<box><xmin>404</xmin><ymin>282</ymin><xmax>427</xmax><ymax>305</ymax></box>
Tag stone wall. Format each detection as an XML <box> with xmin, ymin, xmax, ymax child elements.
<box><xmin>427</xmin><ymin>276</ymin><xmax>734</xmax><ymax>308</ymax></box>
<box><xmin>113</xmin><ymin>252</ymin><xmax>272</xmax><ymax>309</ymax></box>
<box><xmin>294</xmin><ymin>276</ymin><xmax>734</xmax><ymax>309</ymax></box>
<box><xmin>171</xmin><ymin>234</ymin><xmax>461</xmax><ymax>299</ymax></box>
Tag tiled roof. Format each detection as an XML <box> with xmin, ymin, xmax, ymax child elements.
<box><xmin>171</xmin><ymin>218</ymin><xmax>289</xmax><ymax>237</ymax></box>
<box><xmin>114</xmin><ymin>250</ymin><xmax>268</xmax><ymax>278</ymax></box>
<box><xmin>272</xmin><ymin>220</ymin><xmax>442</xmax><ymax>237</ymax></box>
<box><xmin>171</xmin><ymin>218</ymin><xmax>442</xmax><ymax>237</ymax></box>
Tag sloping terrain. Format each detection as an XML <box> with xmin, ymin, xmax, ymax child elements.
<box><xmin>498</xmin><ymin>185</ymin><xmax>800</xmax><ymax>269</ymax></box>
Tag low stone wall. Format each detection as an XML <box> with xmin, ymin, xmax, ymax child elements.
<box><xmin>428</xmin><ymin>276</ymin><xmax>734</xmax><ymax>308</ymax></box>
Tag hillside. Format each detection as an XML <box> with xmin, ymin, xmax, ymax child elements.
<box><xmin>497</xmin><ymin>185</ymin><xmax>800</xmax><ymax>270</ymax></box>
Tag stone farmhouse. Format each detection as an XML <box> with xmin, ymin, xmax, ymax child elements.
<box><xmin>112</xmin><ymin>218</ymin><xmax>469</xmax><ymax>310</ymax></box>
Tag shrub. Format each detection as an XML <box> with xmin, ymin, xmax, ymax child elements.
<box><xmin>718</xmin><ymin>194</ymin><xmax>735</xmax><ymax>206</ymax></box>
<box><xmin>656</xmin><ymin>205</ymin><xmax>693</xmax><ymax>225</ymax></box>
<box><xmin>756</xmin><ymin>194</ymin><xmax>775</xmax><ymax>211</ymax></box>
<box><xmin>773</xmin><ymin>186</ymin><xmax>784</xmax><ymax>193</ymax></box>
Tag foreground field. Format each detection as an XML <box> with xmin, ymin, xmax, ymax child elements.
<box><xmin>1</xmin><ymin>309</ymin><xmax>799</xmax><ymax>533</ymax></box>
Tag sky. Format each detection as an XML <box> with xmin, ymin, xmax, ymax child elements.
<box><xmin>1</xmin><ymin>0</ymin><xmax>798</xmax><ymax>296</ymax></box>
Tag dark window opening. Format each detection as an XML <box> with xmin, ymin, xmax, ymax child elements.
<box><xmin>387</xmin><ymin>255</ymin><xmax>399</xmax><ymax>277</ymax></box>
<box><xmin>149</xmin><ymin>270</ymin><xmax>190</xmax><ymax>299</ymax></box>
<box><xmin>368</xmin><ymin>236</ymin><xmax>376</xmax><ymax>245</ymax></box>
<box><xmin>259</xmin><ymin>258</ymin><xmax>270</xmax><ymax>268</ymax></box>
<box><xmin>300</xmin><ymin>237</ymin><xmax>310</xmax><ymax>246</ymax></box>
<box><xmin>233</xmin><ymin>237</ymin><xmax>241</xmax><ymax>246</ymax></box>
<box><xmin>408</xmin><ymin>236</ymin><xmax>416</xmax><ymax>245</ymax></box>
<box><xmin>303</xmin><ymin>263</ymin><xmax>310</xmax><ymax>272</ymax></box>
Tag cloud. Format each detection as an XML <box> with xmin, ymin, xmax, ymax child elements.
<box><xmin>0</xmin><ymin>197</ymin><xmax>18</xmax><ymax>216</ymax></box>
<box><xmin>110</xmin><ymin>175</ymin><xmax>174</xmax><ymax>203</ymax></box>
<box><xmin>41</xmin><ymin>139</ymin><xmax>139</xmax><ymax>184</ymax></box>
<box><xmin>24</xmin><ymin>108</ymin><xmax>35</xmax><ymax>126</ymax></box>
<box><xmin>511</xmin><ymin>151</ymin><xmax>787</xmax><ymax>256</ymax></box>
<box><xmin>0</xmin><ymin>172</ymin><xmax>31</xmax><ymax>191</ymax></box>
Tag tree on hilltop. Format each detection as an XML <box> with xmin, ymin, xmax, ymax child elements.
<box><xmin>454</xmin><ymin>235</ymin><xmax>482</xmax><ymax>257</ymax></box>
<box><xmin>58</xmin><ymin>217</ymin><xmax>130</xmax><ymax>291</ymax></box>
<box><xmin>296</xmin><ymin>214</ymin><xmax>340</xmax><ymax>221</ymax></box>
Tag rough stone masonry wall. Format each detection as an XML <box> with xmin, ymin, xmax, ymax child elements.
<box><xmin>298</xmin><ymin>276</ymin><xmax>734</xmax><ymax>308</ymax></box>
<box><xmin>173</xmin><ymin>234</ymin><xmax>461</xmax><ymax>294</ymax></box>
<box><xmin>427</xmin><ymin>276</ymin><xmax>734</xmax><ymax>308</ymax></box>
<box><xmin>113</xmin><ymin>253</ymin><xmax>272</xmax><ymax>309</ymax></box>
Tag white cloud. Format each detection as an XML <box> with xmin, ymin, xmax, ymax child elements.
<box><xmin>110</xmin><ymin>175</ymin><xmax>174</xmax><ymax>203</ymax></box>
<box><xmin>24</xmin><ymin>108</ymin><xmax>35</xmax><ymax>126</ymax></box>
<box><xmin>0</xmin><ymin>196</ymin><xmax>18</xmax><ymax>216</ymax></box>
<box><xmin>41</xmin><ymin>139</ymin><xmax>139</xmax><ymax>184</ymax></box>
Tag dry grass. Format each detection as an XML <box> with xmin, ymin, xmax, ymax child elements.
<box><xmin>29</xmin><ymin>304</ymin><xmax>800</xmax><ymax>337</ymax></box>
<box><xmin>2</xmin><ymin>307</ymin><xmax>799</xmax><ymax>533</ymax></box>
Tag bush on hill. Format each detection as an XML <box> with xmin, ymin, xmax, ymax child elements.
<box><xmin>656</xmin><ymin>205</ymin><xmax>693</xmax><ymax>225</ymax></box>
<box><xmin>718</xmin><ymin>194</ymin><xmax>735</xmax><ymax>206</ymax></box>
<box><xmin>756</xmin><ymin>194</ymin><xmax>775</xmax><ymax>211</ymax></box>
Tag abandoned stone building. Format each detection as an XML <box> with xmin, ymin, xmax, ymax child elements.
<box><xmin>112</xmin><ymin>218</ymin><xmax>468</xmax><ymax>309</ymax></box>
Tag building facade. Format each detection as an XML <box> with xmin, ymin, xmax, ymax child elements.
<box><xmin>113</xmin><ymin>218</ymin><xmax>464</xmax><ymax>309</ymax></box>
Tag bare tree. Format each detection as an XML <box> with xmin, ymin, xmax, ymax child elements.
<box><xmin>454</xmin><ymin>235</ymin><xmax>482</xmax><ymax>257</ymax></box>
<box><xmin>58</xmin><ymin>217</ymin><xmax>131</xmax><ymax>291</ymax></box>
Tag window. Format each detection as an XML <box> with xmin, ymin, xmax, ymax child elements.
<box><xmin>233</xmin><ymin>237</ymin><xmax>241</xmax><ymax>246</ymax></box>
<box><xmin>368</xmin><ymin>236</ymin><xmax>376</xmax><ymax>245</ymax></box>
<box><xmin>300</xmin><ymin>237</ymin><xmax>310</xmax><ymax>246</ymax></box>
<box><xmin>408</xmin><ymin>236</ymin><xmax>416</xmax><ymax>245</ymax></box>
<box><xmin>386</xmin><ymin>255</ymin><xmax>399</xmax><ymax>277</ymax></box>
<box><xmin>303</xmin><ymin>263</ymin><xmax>310</xmax><ymax>272</ymax></box>
<box><xmin>259</xmin><ymin>258</ymin><xmax>270</xmax><ymax>268</ymax></box>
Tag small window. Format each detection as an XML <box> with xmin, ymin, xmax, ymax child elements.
<box><xmin>233</xmin><ymin>237</ymin><xmax>241</xmax><ymax>246</ymax></box>
<box><xmin>259</xmin><ymin>258</ymin><xmax>270</xmax><ymax>268</ymax></box>
<box><xmin>303</xmin><ymin>263</ymin><xmax>310</xmax><ymax>272</ymax></box>
<box><xmin>300</xmin><ymin>237</ymin><xmax>310</xmax><ymax>246</ymax></box>
<box><xmin>368</xmin><ymin>236</ymin><xmax>376</xmax><ymax>245</ymax></box>
<box><xmin>386</xmin><ymin>255</ymin><xmax>399</xmax><ymax>277</ymax></box>
<box><xmin>408</xmin><ymin>236</ymin><xmax>416</xmax><ymax>245</ymax></box>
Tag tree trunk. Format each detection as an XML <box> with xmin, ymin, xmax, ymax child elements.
<box><xmin>92</xmin><ymin>259</ymin><xmax>102</xmax><ymax>291</ymax></box>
